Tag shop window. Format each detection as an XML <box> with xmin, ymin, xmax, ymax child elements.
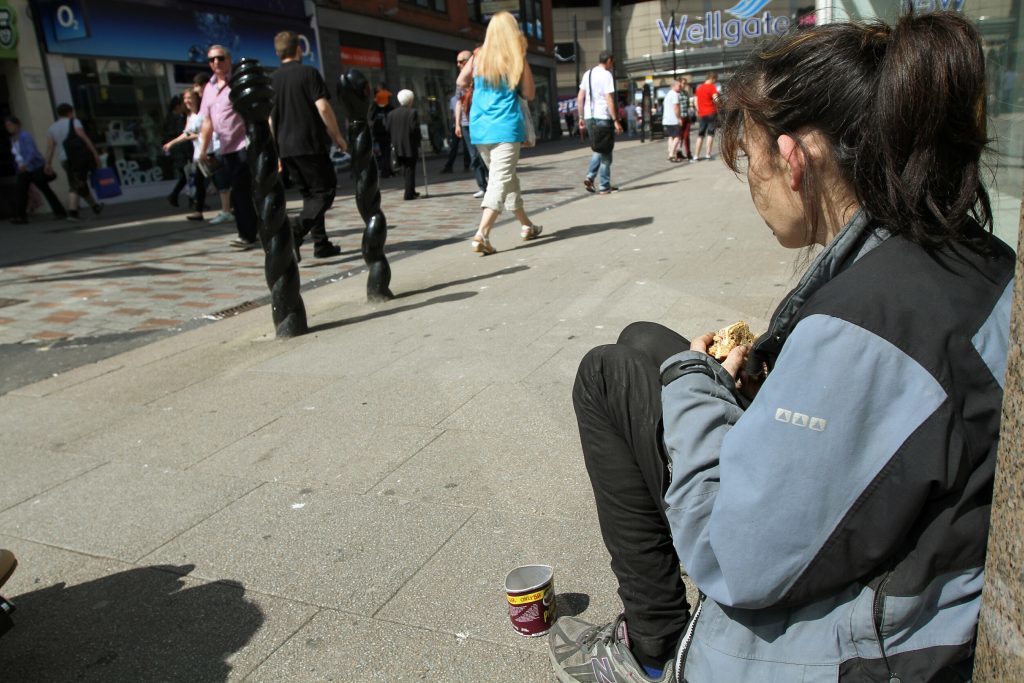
<box><xmin>64</xmin><ymin>58</ymin><xmax>173</xmax><ymax>189</ymax></box>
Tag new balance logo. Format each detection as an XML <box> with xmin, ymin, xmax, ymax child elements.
<box><xmin>591</xmin><ymin>657</ymin><xmax>615</xmax><ymax>683</ymax></box>
<box><xmin>775</xmin><ymin>408</ymin><xmax>826</xmax><ymax>432</ymax></box>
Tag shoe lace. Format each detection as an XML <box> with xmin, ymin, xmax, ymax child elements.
<box><xmin>579</xmin><ymin>614</ymin><xmax>629</xmax><ymax>650</ymax></box>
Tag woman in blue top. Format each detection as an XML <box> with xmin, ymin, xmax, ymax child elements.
<box><xmin>456</xmin><ymin>11</ymin><xmax>543</xmax><ymax>255</ymax></box>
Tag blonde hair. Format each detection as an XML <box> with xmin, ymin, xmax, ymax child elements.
<box><xmin>476</xmin><ymin>11</ymin><xmax>526</xmax><ymax>90</ymax></box>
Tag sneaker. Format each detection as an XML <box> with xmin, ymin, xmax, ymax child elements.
<box><xmin>473</xmin><ymin>190</ymin><xmax>486</xmax><ymax>198</ymax></box>
<box><xmin>92</xmin><ymin>202</ymin><xmax>104</xmax><ymax>215</ymax></box>
<box><xmin>209</xmin><ymin>211</ymin><xmax>233</xmax><ymax>225</ymax></box>
<box><xmin>597</xmin><ymin>186</ymin><xmax>619</xmax><ymax>195</ymax></box>
<box><xmin>702</xmin><ymin>155</ymin><xmax>712</xmax><ymax>161</ymax></box>
<box><xmin>549</xmin><ymin>615</ymin><xmax>674</xmax><ymax>682</ymax></box>
<box><xmin>229</xmin><ymin>237</ymin><xmax>259</xmax><ymax>250</ymax></box>
<box><xmin>521</xmin><ymin>224</ymin><xmax>543</xmax><ymax>241</ymax></box>
<box><xmin>313</xmin><ymin>242</ymin><xmax>342</xmax><ymax>258</ymax></box>
<box><xmin>583</xmin><ymin>177</ymin><xmax>595</xmax><ymax>193</ymax></box>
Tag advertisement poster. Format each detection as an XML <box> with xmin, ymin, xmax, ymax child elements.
<box><xmin>34</xmin><ymin>0</ymin><xmax>318</xmax><ymax>67</ymax></box>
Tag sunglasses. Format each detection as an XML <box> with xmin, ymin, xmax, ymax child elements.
<box><xmin>208</xmin><ymin>55</ymin><xmax>227</xmax><ymax>63</ymax></box>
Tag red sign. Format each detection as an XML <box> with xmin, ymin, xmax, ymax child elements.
<box><xmin>340</xmin><ymin>46</ymin><xmax>383</xmax><ymax>69</ymax></box>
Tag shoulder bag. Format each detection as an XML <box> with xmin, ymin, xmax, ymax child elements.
<box><xmin>63</xmin><ymin>119</ymin><xmax>94</xmax><ymax>174</ymax></box>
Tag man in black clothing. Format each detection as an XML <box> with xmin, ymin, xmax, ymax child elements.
<box><xmin>270</xmin><ymin>30</ymin><xmax>347</xmax><ymax>259</ymax></box>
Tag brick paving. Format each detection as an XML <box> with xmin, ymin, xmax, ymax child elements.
<box><xmin>0</xmin><ymin>138</ymin><xmax>698</xmax><ymax>348</ymax></box>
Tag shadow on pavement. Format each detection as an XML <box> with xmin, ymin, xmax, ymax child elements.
<box><xmin>515</xmin><ymin>216</ymin><xmax>655</xmax><ymax>251</ymax></box>
<box><xmin>308</xmin><ymin>290</ymin><xmax>477</xmax><ymax>334</ymax></box>
<box><xmin>557</xmin><ymin>592</ymin><xmax>591</xmax><ymax>619</ymax></box>
<box><xmin>394</xmin><ymin>264</ymin><xmax>530</xmax><ymax>300</ymax></box>
<box><xmin>0</xmin><ymin>564</ymin><xmax>263</xmax><ymax>682</ymax></box>
<box><xmin>621</xmin><ymin>180</ymin><xmax>684</xmax><ymax>192</ymax></box>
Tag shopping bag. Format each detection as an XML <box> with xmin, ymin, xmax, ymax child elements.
<box><xmin>91</xmin><ymin>166</ymin><xmax>122</xmax><ymax>199</ymax></box>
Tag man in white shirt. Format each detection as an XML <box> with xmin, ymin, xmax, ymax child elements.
<box><xmin>661</xmin><ymin>80</ymin><xmax>682</xmax><ymax>162</ymax></box>
<box><xmin>577</xmin><ymin>51</ymin><xmax>623</xmax><ymax>195</ymax></box>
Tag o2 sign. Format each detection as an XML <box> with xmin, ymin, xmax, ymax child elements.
<box><xmin>52</xmin><ymin>0</ymin><xmax>89</xmax><ymax>42</ymax></box>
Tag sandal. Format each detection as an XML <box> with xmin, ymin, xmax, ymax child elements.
<box><xmin>521</xmin><ymin>224</ymin><xmax>543</xmax><ymax>241</ymax></box>
<box><xmin>471</xmin><ymin>233</ymin><xmax>496</xmax><ymax>255</ymax></box>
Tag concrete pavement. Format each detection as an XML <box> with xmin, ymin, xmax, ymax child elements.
<box><xmin>0</xmin><ymin>143</ymin><xmax>797</xmax><ymax>681</ymax></box>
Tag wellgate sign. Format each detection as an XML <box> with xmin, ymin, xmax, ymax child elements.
<box><xmin>658</xmin><ymin>0</ymin><xmax>791</xmax><ymax>48</ymax></box>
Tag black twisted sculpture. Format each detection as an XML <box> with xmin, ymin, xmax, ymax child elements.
<box><xmin>229</xmin><ymin>58</ymin><xmax>308</xmax><ymax>337</ymax></box>
<box><xmin>337</xmin><ymin>69</ymin><xmax>393</xmax><ymax>302</ymax></box>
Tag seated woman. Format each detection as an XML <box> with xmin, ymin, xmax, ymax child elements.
<box><xmin>549</xmin><ymin>11</ymin><xmax>1014</xmax><ymax>683</ymax></box>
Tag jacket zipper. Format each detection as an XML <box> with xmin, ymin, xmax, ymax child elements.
<box><xmin>872</xmin><ymin>571</ymin><xmax>901</xmax><ymax>683</ymax></box>
<box><xmin>674</xmin><ymin>593</ymin><xmax>705</xmax><ymax>682</ymax></box>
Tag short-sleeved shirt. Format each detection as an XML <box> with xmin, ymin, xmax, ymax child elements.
<box><xmin>270</xmin><ymin>60</ymin><xmax>332</xmax><ymax>158</ymax></box>
<box><xmin>199</xmin><ymin>75</ymin><xmax>247</xmax><ymax>155</ymax></box>
<box><xmin>695</xmin><ymin>82</ymin><xmax>718</xmax><ymax>118</ymax></box>
<box><xmin>46</xmin><ymin>117</ymin><xmax>83</xmax><ymax>162</ymax></box>
<box><xmin>661</xmin><ymin>89</ymin><xmax>681</xmax><ymax>126</ymax></box>
<box><xmin>469</xmin><ymin>75</ymin><xmax>524</xmax><ymax>144</ymax></box>
<box><xmin>579</xmin><ymin>65</ymin><xmax>614</xmax><ymax>120</ymax></box>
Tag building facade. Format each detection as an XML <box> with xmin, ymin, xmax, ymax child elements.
<box><xmin>552</xmin><ymin>0</ymin><xmax>1022</xmax><ymax>246</ymax></box>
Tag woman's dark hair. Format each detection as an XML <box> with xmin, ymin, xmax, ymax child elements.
<box><xmin>719</xmin><ymin>11</ymin><xmax>991</xmax><ymax>247</ymax></box>
<box><xmin>4</xmin><ymin>115</ymin><xmax>20</xmax><ymax>127</ymax></box>
<box><xmin>56</xmin><ymin>103</ymin><xmax>74</xmax><ymax>117</ymax></box>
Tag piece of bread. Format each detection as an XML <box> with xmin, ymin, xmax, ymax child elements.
<box><xmin>708</xmin><ymin>321</ymin><xmax>756</xmax><ymax>361</ymax></box>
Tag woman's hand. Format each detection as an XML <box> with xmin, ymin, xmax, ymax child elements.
<box><xmin>692</xmin><ymin>333</ymin><xmax>764</xmax><ymax>400</ymax></box>
<box><xmin>690</xmin><ymin>333</ymin><xmax>748</xmax><ymax>379</ymax></box>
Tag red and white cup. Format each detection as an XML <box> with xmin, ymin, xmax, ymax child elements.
<box><xmin>505</xmin><ymin>564</ymin><xmax>557</xmax><ymax>637</ymax></box>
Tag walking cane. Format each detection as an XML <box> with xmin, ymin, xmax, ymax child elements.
<box><xmin>420</xmin><ymin>144</ymin><xmax>429</xmax><ymax>198</ymax></box>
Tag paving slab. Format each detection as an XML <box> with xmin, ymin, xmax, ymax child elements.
<box><xmin>0</xmin><ymin>463</ymin><xmax>258</xmax><ymax>561</ymax></box>
<box><xmin>0</xmin><ymin>535</ymin><xmax>317</xmax><ymax>682</ymax></box>
<box><xmin>0</xmin><ymin>450</ymin><xmax>105</xmax><ymax>512</ymax></box>
<box><xmin>192</xmin><ymin>416</ymin><xmax>443</xmax><ymax>493</ymax></box>
<box><xmin>249</xmin><ymin>610</ymin><xmax>556</xmax><ymax>682</ymax></box>
<box><xmin>143</xmin><ymin>482</ymin><xmax>475</xmax><ymax>614</ymax></box>
<box><xmin>368</xmin><ymin>429</ymin><xmax>592</xmax><ymax>520</ymax></box>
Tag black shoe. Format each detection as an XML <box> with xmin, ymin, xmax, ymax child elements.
<box><xmin>440</xmin><ymin>167</ymin><xmax>452</xmax><ymax>174</ymax></box>
<box><xmin>313</xmin><ymin>242</ymin><xmax>342</xmax><ymax>258</ymax></box>
<box><xmin>583</xmin><ymin>177</ymin><xmax>595</xmax><ymax>193</ymax></box>
<box><xmin>404</xmin><ymin>192</ymin><xmax>421</xmax><ymax>200</ymax></box>
<box><xmin>168</xmin><ymin>195</ymin><xmax>179</xmax><ymax>207</ymax></box>
<box><xmin>92</xmin><ymin>203</ymin><xmax>104</xmax><ymax>215</ymax></box>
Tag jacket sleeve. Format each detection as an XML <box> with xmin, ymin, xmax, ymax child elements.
<box><xmin>662</xmin><ymin>314</ymin><xmax>948</xmax><ymax>609</ymax></box>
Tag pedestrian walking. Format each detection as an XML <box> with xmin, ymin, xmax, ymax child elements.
<box><xmin>440</xmin><ymin>87</ymin><xmax>470</xmax><ymax>174</ymax></box>
<box><xmin>370</xmin><ymin>84</ymin><xmax>395</xmax><ymax>179</ymax></box>
<box><xmin>549</xmin><ymin>12</ymin><xmax>1012</xmax><ymax>683</ymax></box>
<box><xmin>163</xmin><ymin>89</ymin><xmax>229</xmax><ymax>222</ymax></box>
<box><xmin>270</xmin><ymin>30</ymin><xmax>346</xmax><ymax>259</ymax></box>
<box><xmin>44</xmin><ymin>103</ymin><xmax>104</xmax><ymax>222</ymax></box>
<box><xmin>386</xmin><ymin>89</ymin><xmax>422</xmax><ymax>200</ymax></box>
<box><xmin>677</xmin><ymin>78</ymin><xmax>694</xmax><ymax>161</ymax></box>
<box><xmin>6</xmin><ymin>116</ymin><xmax>66</xmax><ymax>223</ymax></box>
<box><xmin>693</xmin><ymin>72</ymin><xmax>720</xmax><ymax>161</ymax></box>
<box><xmin>163</xmin><ymin>95</ymin><xmax>190</xmax><ymax>207</ymax></box>
<box><xmin>198</xmin><ymin>44</ymin><xmax>259</xmax><ymax>250</ymax></box>
<box><xmin>577</xmin><ymin>51</ymin><xmax>623</xmax><ymax>195</ymax></box>
<box><xmin>452</xmin><ymin>49</ymin><xmax>488</xmax><ymax>199</ymax></box>
<box><xmin>661</xmin><ymin>79</ymin><xmax>683</xmax><ymax>162</ymax></box>
<box><xmin>456</xmin><ymin>11</ymin><xmax>543</xmax><ymax>255</ymax></box>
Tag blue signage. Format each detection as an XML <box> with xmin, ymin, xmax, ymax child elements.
<box><xmin>34</xmin><ymin>0</ymin><xmax>318</xmax><ymax>67</ymax></box>
<box><xmin>659</xmin><ymin>8</ymin><xmax>790</xmax><ymax>48</ymax></box>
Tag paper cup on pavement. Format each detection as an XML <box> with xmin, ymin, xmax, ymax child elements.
<box><xmin>505</xmin><ymin>564</ymin><xmax>556</xmax><ymax>637</ymax></box>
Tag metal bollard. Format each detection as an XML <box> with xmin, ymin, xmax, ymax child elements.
<box><xmin>337</xmin><ymin>69</ymin><xmax>394</xmax><ymax>303</ymax></box>
<box><xmin>228</xmin><ymin>58</ymin><xmax>308</xmax><ymax>337</ymax></box>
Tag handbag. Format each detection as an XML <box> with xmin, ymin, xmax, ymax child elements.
<box><xmin>587</xmin><ymin>70</ymin><xmax>615</xmax><ymax>155</ymax></box>
<box><xmin>63</xmin><ymin>119</ymin><xmax>94</xmax><ymax>174</ymax></box>
<box><xmin>519</xmin><ymin>96</ymin><xmax>536</xmax><ymax>148</ymax></box>
<box><xmin>91</xmin><ymin>166</ymin><xmax>122</xmax><ymax>199</ymax></box>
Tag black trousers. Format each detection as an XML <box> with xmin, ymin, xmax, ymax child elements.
<box><xmin>443</xmin><ymin>126</ymin><xmax>470</xmax><ymax>170</ymax></box>
<box><xmin>14</xmin><ymin>169</ymin><xmax>66</xmax><ymax>219</ymax></box>
<box><xmin>396</xmin><ymin>155</ymin><xmax>417</xmax><ymax>199</ymax></box>
<box><xmin>573</xmin><ymin>321</ymin><xmax>692</xmax><ymax>666</ymax></box>
<box><xmin>283</xmin><ymin>153</ymin><xmax>337</xmax><ymax>246</ymax></box>
<box><xmin>222</xmin><ymin>150</ymin><xmax>258</xmax><ymax>242</ymax></box>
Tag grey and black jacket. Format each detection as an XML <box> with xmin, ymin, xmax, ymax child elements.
<box><xmin>658</xmin><ymin>211</ymin><xmax>1015</xmax><ymax>682</ymax></box>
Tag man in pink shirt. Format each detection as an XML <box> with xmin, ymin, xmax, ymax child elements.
<box><xmin>198</xmin><ymin>44</ymin><xmax>258</xmax><ymax>249</ymax></box>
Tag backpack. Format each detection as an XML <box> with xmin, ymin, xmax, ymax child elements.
<box><xmin>63</xmin><ymin>119</ymin><xmax>94</xmax><ymax>173</ymax></box>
